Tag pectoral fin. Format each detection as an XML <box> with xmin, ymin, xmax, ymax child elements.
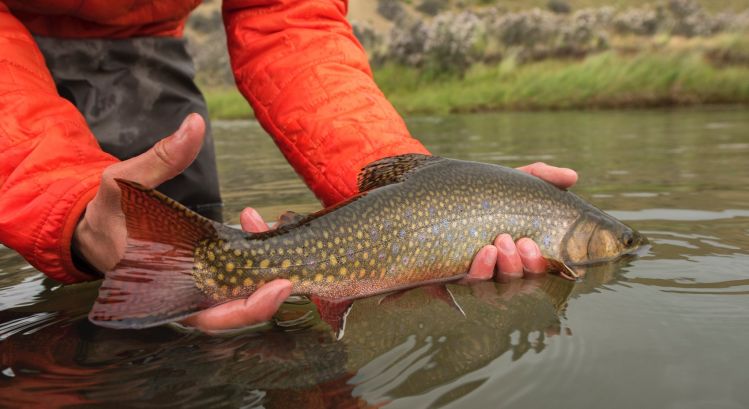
<box><xmin>545</xmin><ymin>258</ymin><xmax>580</xmax><ymax>281</ymax></box>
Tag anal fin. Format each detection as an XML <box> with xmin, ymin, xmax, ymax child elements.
<box><xmin>424</xmin><ymin>285</ymin><xmax>466</xmax><ymax>317</ymax></box>
<box><xmin>310</xmin><ymin>296</ymin><xmax>353</xmax><ymax>340</ymax></box>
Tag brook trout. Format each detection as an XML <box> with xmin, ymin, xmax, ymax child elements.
<box><xmin>90</xmin><ymin>154</ymin><xmax>645</xmax><ymax>328</ymax></box>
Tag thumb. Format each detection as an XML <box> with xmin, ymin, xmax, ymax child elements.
<box><xmin>74</xmin><ymin>114</ymin><xmax>206</xmax><ymax>271</ymax></box>
<box><xmin>103</xmin><ymin>113</ymin><xmax>206</xmax><ymax>189</ymax></box>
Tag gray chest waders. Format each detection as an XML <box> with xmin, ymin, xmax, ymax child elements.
<box><xmin>36</xmin><ymin>36</ymin><xmax>223</xmax><ymax>222</ymax></box>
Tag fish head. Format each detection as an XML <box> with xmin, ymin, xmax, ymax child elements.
<box><xmin>562</xmin><ymin>211</ymin><xmax>646</xmax><ymax>265</ymax></box>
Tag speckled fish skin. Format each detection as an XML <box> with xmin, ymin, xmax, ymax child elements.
<box><xmin>90</xmin><ymin>154</ymin><xmax>645</xmax><ymax>328</ymax></box>
<box><xmin>191</xmin><ymin>155</ymin><xmax>645</xmax><ymax>302</ymax></box>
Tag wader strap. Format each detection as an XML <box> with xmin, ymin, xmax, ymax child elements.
<box><xmin>35</xmin><ymin>36</ymin><xmax>224</xmax><ymax>222</ymax></box>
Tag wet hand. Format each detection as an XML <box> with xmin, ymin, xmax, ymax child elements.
<box><xmin>466</xmin><ymin>162</ymin><xmax>578</xmax><ymax>281</ymax></box>
<box><xmin>72</xmin><ymin>113</ymin><xmax>291</xmax><ymax>332</ymax></box>
<box><xmin>74</xmin><ymin>114</ymin><xmax>207</xmax><ymax>272</ymax></box>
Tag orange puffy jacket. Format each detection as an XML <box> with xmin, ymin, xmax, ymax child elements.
<box><xmin>0</xmin><ymin>0</ymin><xmax>429</xmax><ymax>283</ymax></box>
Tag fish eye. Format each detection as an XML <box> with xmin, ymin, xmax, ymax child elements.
<box><xmin>621</xmin><ymin>232</ymin><xmax>634</xmax><ymax>247</ymax></box>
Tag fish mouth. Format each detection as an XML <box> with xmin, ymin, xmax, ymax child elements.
<box><xmin>564</xmin><ymin>235</ymin><xmax>649</xmax><ymax>269</ymax></box>
<box><xmin>625</xmin><ymin>241</ymin><xmax>651</xmax><ymax>258</ymax></box>
<box><xmin>622</xmin><ymin>231</ymin><xmax>649</xmax><ymax>255</ymax></box>
<box><xmin>560</xmin><ymin>243</ymin><xmax>647</xmax><ymax>279</ymax></box>
<box><xmin>628</xmin><ymin>229</ymin><xmax>648</xmax><ymax>245</ymax></box>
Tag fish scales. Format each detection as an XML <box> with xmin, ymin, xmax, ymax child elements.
<box><xmin>89</xmin><ymin>154</ymin><xmax>644</xmax><ymax>328</ymax></box>
<box><xmin>193</xmin><ymin>159</ymin><xmax>586</xmax><ymax>301</ymax></box>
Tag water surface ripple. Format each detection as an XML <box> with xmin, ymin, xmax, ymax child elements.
<box><xmin>1</xmin><ymin>108</ymin><xmax>748</xmax><ymax>408</ymax></box>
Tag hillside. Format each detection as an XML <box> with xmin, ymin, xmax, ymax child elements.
<box><xmin>185</xmin><ymin>0</ymin><xmax>749</xmax><ymax>117</ymax></box>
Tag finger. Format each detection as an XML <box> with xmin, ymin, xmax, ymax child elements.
<box><xmin>183</xmin><ymin>279</ymin><xmax>293</xmax><ymax>331</ymax></box>
<box><xmin>102</xmin><ymin>113</ymin><xmax>206</xmax><ymax>191</ymax></box>
<box><xmin>463</xmin><ymin>245</ymin><xmax>497</xmax><ymax>282</ymax></box>
<box><xmin>496</xmin><ymin>234</ymin><xmax>523</xmax><ymax>280</ymax></box>
<box><xmin>240</xmin><ymin>207</ymin><xmax>270</xmax><ymax>233</ymax></box>
<box><xmin>516</xmin><ymin>238</ymin><xmax>548</xmax><ymax>276</ymax></box>
<box><xmin>516</xmin><ymin>162</ymin><xmax>578</xmax><ymax>189</ymax></box>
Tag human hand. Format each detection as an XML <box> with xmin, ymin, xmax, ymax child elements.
<box><xmin>73</xmin><ymin>113</ymin><xmax>291</xmax><ymax>332</ymax></box>
<box><xmin>465</xmin><ymin>162</ymin><xmax>578</xmax><ymax>282</ymax></box>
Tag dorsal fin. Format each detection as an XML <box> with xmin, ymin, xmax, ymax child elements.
<box><xmin>357</xmin><ymin>154</ymin><xmax>442</xmax><ymax>192</ymax></box>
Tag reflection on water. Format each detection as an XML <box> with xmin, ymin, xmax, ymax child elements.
<box><xmin>2</xmin><ymin>108</ymin><xmax>749</xmax><ymax>408</ymax></box>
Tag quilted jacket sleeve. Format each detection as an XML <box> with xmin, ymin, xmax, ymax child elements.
<box><xmin>223</xmin><ymin>0</ymin><xmax>430</xmax><ymax>206</ymax></box>
<box><xmin>0</xmin><ymin>4</ymin><xmax>118</xmax><ymax>283</ymax></box>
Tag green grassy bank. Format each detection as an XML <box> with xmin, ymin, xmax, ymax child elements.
<box><xmin>204</xmin><ymin>88</ymin><xmax>254</xmax><ymax>120</ymax></box>
<box><xmin>203</xmin><ymin>37</ymin><xmax>749</xmax><ymax>119</ymax></box>
<box><xmin>378</xmin><ymin>51</ymin><xmax>749</xmax><ymax>113</ymax></box>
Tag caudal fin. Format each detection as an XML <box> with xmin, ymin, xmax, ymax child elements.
<box><xmin>89</xmin><ymin>179</ymin><xmax>228</xmax><ymax>329</ymax></box>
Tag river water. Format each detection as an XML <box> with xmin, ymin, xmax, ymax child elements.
<box><xmin>1</xmin><ymin>108</ymin><xmax>748</xmax><ymax>408</ymax></box>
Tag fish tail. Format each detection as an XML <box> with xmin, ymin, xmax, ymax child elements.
<box><xmin>89</xmin><ymin>179</ymin><xmax>231</xmax><ymax>329</ymax></box>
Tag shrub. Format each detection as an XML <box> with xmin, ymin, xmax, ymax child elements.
<box><xmin>613</xmin><ymin>8</ymin><xmax>660</xmax><ymax>36</ymax></box>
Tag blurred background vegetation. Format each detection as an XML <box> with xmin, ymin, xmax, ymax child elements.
<box><xmin>185</xmin><ymin>0</ymin><xmax>749</xmax><ymax>118</ymax></box>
